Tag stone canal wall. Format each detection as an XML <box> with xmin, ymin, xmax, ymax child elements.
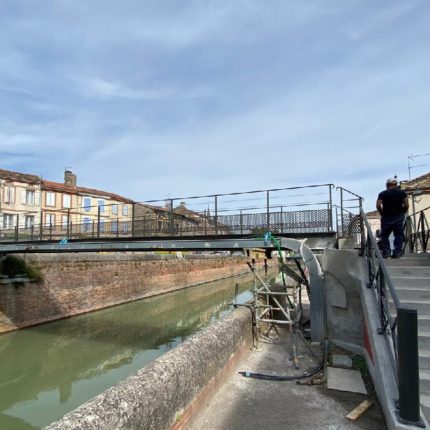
<box><xmin>0</xmin><ymin>253</ymin><xmax>269</xmax><ymax>333</ymax></box>
<box><xmin>44</xmin><ymin>306</ymin><xmax>253</xmax><ymax>430</ymax></box>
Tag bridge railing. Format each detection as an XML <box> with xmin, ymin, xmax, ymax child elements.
<box><xmin>361</xmin><ymin>209</ymin><xmax>422</xmax><ymax>426</ymax></box>
<box><xmin>404</xmin><ymin>205</ymin><xmax>430</xmax><ymax>253</ymax></box>
<box><xmin>0</xmin><ymin>184</ymin><xmax>336</xmax><ymax>242</ymax></box>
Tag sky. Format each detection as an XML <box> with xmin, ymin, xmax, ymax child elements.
<box><xmin>0</xmin><ymin>0</ymin><xmax>429</xmax><ymax>211</ymax></box>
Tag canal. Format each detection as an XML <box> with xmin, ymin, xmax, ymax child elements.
<box><xmin>0</xmin><ymin>271</ymin><xmax>274</xmax><ymax>430</ymax></box>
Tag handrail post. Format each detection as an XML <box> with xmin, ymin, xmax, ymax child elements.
<box><xmin>359</xmin><ymin>199</ymin><xmax>365</xmax><ymax>255</ymax></box>
<box><xmin>67</xmin><ymin>209</ymin><xmax>70</xmax><ymax>238</ymax></box>
<box><xmin>397</xmin><ymin>306</ymin><xmax>422</xmax><ymax>426</ymax></box>
<box><xmin>15</xmin><ymin>214</ymin><xmax>19</xmax><ymax>242</ymax></box>
<box><xmin>131</xmin><ymin>202</ymin><xmax>135</xmax><ymax>238</ymax></box>
<box><xmin>328</xmin><ymin>185</ymin><xmax>333</xmax><ymax>231</ymax></box>
<box><xmin>97</xmin><ymin>206</ymin><xmax>101</xmax><ymax>238</ymax></box>
<box><xmin>240</xmin><ymin>209</ymin><xmax>243</xmax><ymax>235</ymax></box>
<box><xmin>281</xmin><ymin>206</ymin><xmax>284</xmax><ymax>234</ymax></box>
<box><xmin>340</xmin><ymin>188</ymin><xmax>344</xmax><ymax>235</ymax></box>
<box><xmin>266</xmin><ymin>190</ymin><xmax>270</xmax><ymax>231</ymax></box>
<box><xmin>214</xmin><ymin>195</ymin><xmax>218</xmax><ymax>235</ymax></box>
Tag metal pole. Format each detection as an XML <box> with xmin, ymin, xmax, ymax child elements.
<box><xmin>31</xmin><ymin>224</ymin><xmax>34</xmax><ymax>241</ymax></box>
<box><xmin>49</xmin><ymin>222</ymin><xmax>52</xmax><ymax>240</ymax></box>
<box><xmin>359</xmin><ymin>198</ymin><xmax>365</xmax><ymax>255</ymax></box>
<box><xmin>398</xmin><ymin>306</ymin><xmax>422</xmax><ymax>425</ymax></box>
<box><xmin>97</xmin><ymin>206</ymin><xmax>101</xmax><ymax>238</ymax></box>
<box><xmin>214</xmin><ymin>195</ymin><xmax>218</xmax><ymax>235</ymax></box>
<box><xmin>240</xmin><ymin>210</ymin><xmax>243</xmax><ymax>235</ymax></box>
<box><xmin>67</xmin><ymin>209</ymin><xmax>70</xmax><ymax>238</ymax></box>
<box><xmin>15</xmin><ymin>214</ymin><xmax>19</xmax><ymax>241</ymax></box>
<box><xmin>131</xmin><ymin>202</ymin><xmax>135</xmax><ymax>238</ymax></box>
<box><xmin>281</xmin><ymin>206</ymin><xmax>284</xmax><ymax>233</ymax></box>
<box><xmin>39</xmin><ymin>215</ymin><xmax>43</xmax><ymax>240</ymax></box>
<box><xmin>266</xmin><ymin>190</ymin><xmax>270</xmax><ymax>231</ymax></box>
<box><xmin>328</xmin><ymin>185</ymin><xmax>333</xmax><ymax>231</ymax></box>
<box><xmin>340</xmin><ymin>188</ymin><xmax>344</xmax><ymax>235</ymax></box>
<box><xmin>169</xmin><ymin>199</ymin><xmax>174</xmax><ymax>234</ymax></box>
<box><xmin>116</xmin><ymin>218</ymin><xmax>119</xmax><ymax>238</ymax></box>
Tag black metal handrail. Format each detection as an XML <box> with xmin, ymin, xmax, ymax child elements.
<box><xmin>361</xmin><ymin>209</ymin><xmax>422</xmax><ymax>426</ymax></box>
<box><xmin>405</xmin><ymin>206</ymin><xmax>430</xmax><ymax>253</ymax></box>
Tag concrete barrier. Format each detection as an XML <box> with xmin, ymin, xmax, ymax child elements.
<box><xmin>43</xmin><ymin>306</ymin><xmax>253</xmax><ymax>430</ymax></box>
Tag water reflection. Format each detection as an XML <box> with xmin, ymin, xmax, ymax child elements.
<box><xmin>0</xmin><ymin>272</ymin><xmax>272</xmax><ymax>430</ymax></box>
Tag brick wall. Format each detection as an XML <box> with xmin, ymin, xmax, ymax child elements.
<box><xmin>0</xmin><ymin>253</ymin><xmax>268</xmax><ymax>333</ymax></box>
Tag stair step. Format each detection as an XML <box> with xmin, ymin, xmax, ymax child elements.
<box><xmin>397</xmin><ymin>288</ymin><xmax>430</xmax><ymax>301</ymax></box>
<box><xmin>387</xmin><ymin>267</ymin><xmax>430</xmax><ymax>277</ymax></box>
<box><xmin>421</xmin><ymin>369</ymin><xmax>430</xmax><ymax>392</ymax></box>
<box><xmin>386</xmin><ymin>257</ymin><xmax>430</xmax><ymax>267</ymax></box>
<box><xmin>419</xmin><ymin>317</ymin><xmax>430</xmax><ymax>331</ymax></box>
<box><xmin>419</xmin><ymin>332</ymin><xmax>430</xmax><ymax>348</ymax></box>
<box><xmin>396</xmin><ymin>299</ymin><xmax>430</xmax><ymax>313</ymax></box>
<box><xmin>392</xmin><ymin>277</ymin><xmax>430</xmax><ymax>289</ymax></box>
<box><xmin>420</xmin><ymin>349</ymin><xmax>430</xmax><ymax>369</ymax></box>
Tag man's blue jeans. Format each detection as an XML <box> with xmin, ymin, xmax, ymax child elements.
<box><xmin>380</xmin><ymin>214</ymin><xmax>405</xmax><ymax>257</ymax></box>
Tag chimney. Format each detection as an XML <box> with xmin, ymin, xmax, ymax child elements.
<box><xmin>64</xmin><ymin>170</ymin><xmax>77</xmax><ymax>187</ymax></box>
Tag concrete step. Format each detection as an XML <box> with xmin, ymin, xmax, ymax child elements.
<box><xmin>419</xmin><ymin>331</ymin><xmax>430</xmax><ymax>348</ymax></box>
<box><xmin>419</xmin><ymin>316</ymin><xmax>430</xmax><ymax>331</ymax></box>
<box><xmin>422</xmin><ymin>406</ymin><xmax>430</xmax><ymax>424</ymax></box>
<box><xmin>397</xmin><ymin>288</ymin><xmax>430</xmax><ymax>301</ymax></box>
<box><xmin>397</xmin><ymin>299</ymin><xmax>430</xmax><ymax>314</ymax></box>
<box><xmin>386</xmin><ymin>256</ymin><xmax>430</xmax><ymax>267</ymax></box>
<box><xmin>387</xmin><ymin>267</ymin><xmax>430</xmax><ymax>278</ymax></box>
<box><xmin>420</xmin><ymin>350</ymin><xmax>430</xmax><ymax>369</ymax></box>
<box><xmin>420</xmin><ymin>369</ymin><xmax>430</xmax><ymax>393</ymax></box>
<box><xmin>392</xmin><ymin>276</ymin><xmax>430</xmax><ymax>289</ymax></box>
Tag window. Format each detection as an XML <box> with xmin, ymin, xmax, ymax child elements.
<box><xmin>25</xmin><ymin>215</ymin><xmax>35</xmax><ymax>229</ymax></box>
<box><xmin>98</xmin><ymin>199</ymin><xmax>105</xmax><ymax>213</ymax></box>
<box><xmin>46</xmin><ymin>192</ymin><xmax>56</xmax><ymax>207</ymax></box>
<box><xmin>122</xmin><ymin>205</ymin><xmax>129</xmax><ymax>216</ymax></box>
<box><xmin>26</xmin><ymin>190</ymin><xmax>35</xmax><ymax>206</ymax></box>
<box><xmin>45</xmin><ymin>213</ymin><xmax>55</xmax><ymax>227</ymax></box>
<box><xmin>63</xmin><ymin>194</ymin><xmax>71</xmax><ymax>208</ymax></box>
<box><xmin>62</xmin><ymin>215</ymin><xmax>68</xmax><ymax>230</ymax></box>
<box><xmin>83</xmin><ymin>197</ymin><xmax>92</xmax><ymax>212</ymax></box>
<box><xmin>112</xmin><ymin>204</ymin><xmax>118</xmax><ymax>216</ymax></box>
<box><xmin>83</xmin><ymin>217</ymin><xmax>91</xmax><ymax>232</ymax></box>
<box><xmin>4</xmin><ymin>186</ymin><xmax>14</xmax><ymax>204</ymax></box>
<box><xmin>3</xmin><ymin>214</ymin><xmax>14</xmax><ymax>229</ymax></box>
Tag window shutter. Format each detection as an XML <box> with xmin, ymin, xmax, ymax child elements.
<box><xmin>21</xmin><ymin>190</ymin><xmax>27</xmax><ymax>205</ymax></box>
<box><xmin>35</xmin><ymin>191</ymin><xmax>40</xmax><ymax>206</ymax></box>
<box><xmin>4</xmin><ymin>187</ymin><xmax>10</xmax><ymax>203</ymax></box>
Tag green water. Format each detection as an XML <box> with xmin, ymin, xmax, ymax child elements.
<box><xmin>0</xmin><ymin>273</ymin><xmax>263</xmax><ymax>430</ymax></box>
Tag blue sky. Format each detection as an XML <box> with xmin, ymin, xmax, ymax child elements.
<box><xmin>0</xmin><ymin>0</ymin><xmax>429</xmax><ymax>211</ymax></box>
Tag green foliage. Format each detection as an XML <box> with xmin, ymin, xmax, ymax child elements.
<box><xmin>0</xmin><ymin>255</ymin><xmax>43</xmax><ymax>282</ymax></box>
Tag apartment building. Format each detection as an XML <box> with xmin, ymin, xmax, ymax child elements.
<box><xmin>0</xmin><ymin>169</ymin><xmax>42</xmax><ymax>232</ymax></box>
<box><xmin>41</xmin><ymin>170</ymin><xmax>133</xmax><ymax>235</ymax></box>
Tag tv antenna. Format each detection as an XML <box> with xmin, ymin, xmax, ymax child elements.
<box><xmin>407</xmin><ymin>153</ymin><xmax>430</xmax><ymax>179</ymax></box>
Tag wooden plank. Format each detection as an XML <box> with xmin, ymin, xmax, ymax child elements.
<box><xmin>346</xmin><ymin>399</ymin><xmax>373</xmax><ymax>421</ymax></box>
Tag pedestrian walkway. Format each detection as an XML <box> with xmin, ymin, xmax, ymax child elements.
<box><xmin>188</xmin><ymin>329</ymin><xmax>386</xmax><ymax>430</ymax></box>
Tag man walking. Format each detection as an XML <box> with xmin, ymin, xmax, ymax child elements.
<box><xmin>376</xmin><ymin>177</ymin><xmax>409</xmax><ymax>258</ymax></box>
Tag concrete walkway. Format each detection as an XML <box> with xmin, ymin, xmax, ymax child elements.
<box><xmin>386</xmin><ymin>253</ymin><xmax>430</xmax><ymax>422</ymax></box>
<box><xmin>188</xmin><ymin>329</ymin><xmax>386</xmax><ymax>430</ymax></box>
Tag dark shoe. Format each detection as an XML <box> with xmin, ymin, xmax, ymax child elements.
<box><xmin>391</xmin><ymin>253</ymin><xmax>402</xmax><ymax>259</ymax></box>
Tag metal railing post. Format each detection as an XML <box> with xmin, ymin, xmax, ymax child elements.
<box><xmin>97</xmin><ymin>206</ymin><xmax>101</xmax><ymax>238</ymax></box>
<box><xmin>359</xmin><ymin>197</ymin><xmax>365</xmax><ymax>254</ymax></box>
<box><xmin>340</xmin><ymin>188</ymin><xmax>344</xmax><ymax>235</ymax></box>
<box><xmin>214</xmin><ymin>195</ymin><xmax>218</xmax><ymax>235</ymax></box>
<box><xmin>49</xmin><ymin>222</ymin><xmax>52</xmax><ymax>240</ymax></box>
<box><xmin>67</xmin><ymin>209</ymin><xmax>70</xmax><ymax>238</ymax></box>
<box><xmin>280</xmin><ymin>206</ymin><xmax>284</xmax><ymax>233</ymax></box>
<box><xmin>240</xmin><ymin>209</ymin><xmax>243</xmax><ymax>235</ymax></box>
<box><xmin>398</xmin><ymin>306</ymin><xmax>422</xmax><ymax>426</ymax></box>
<box><xmin>116</xmin><ymin>218</ymin><xmax>119</xmax><ymax>238</ymax></box>
<box><xmin>31</xmin><ymin>224</ymin><xmax>34</xmax><ymax>241</ymax></box>
<box><xmin>15</xmin><ymin>215</ymin><xmax>19</xmax><ymax>241</ymax></box>
<box><xmin>328</xmin><ymin>185</ymin><xmax>333</xmax><ymax>231</ymax></box>
<box><xmin>169</xmin><ymin>199</ymin><xmax>174</xmax><ymax>235</ymax></box>
<box><xmin>266</xmin><ymin>190</ymin><xmax>270</xmax><ymax>231</ymax></box>
<box><xmin>131</xmin><ymin>203</ymin><xmax>135</xmax><ymax>238</ymax></box>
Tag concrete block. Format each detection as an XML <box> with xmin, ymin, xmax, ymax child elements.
<box><xmin>327</xmin><ymin>367</ymin><xmax>367</xmax><ymax>394</ymax></box>
<box><xmin>332</xmin><ymin>354</ymin><xmax>352</xmax><ymax>369</ymax></box>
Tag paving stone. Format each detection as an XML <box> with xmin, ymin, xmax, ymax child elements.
<box><xmin>327</xmin><ymin>367</ymin><xmax>367</xmax><ymax>394</ymax></box>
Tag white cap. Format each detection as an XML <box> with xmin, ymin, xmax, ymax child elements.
<box><xmin>386</xmin><ymin>177</ymin><xmax>398</xmax><ymax>185</ymax></box>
